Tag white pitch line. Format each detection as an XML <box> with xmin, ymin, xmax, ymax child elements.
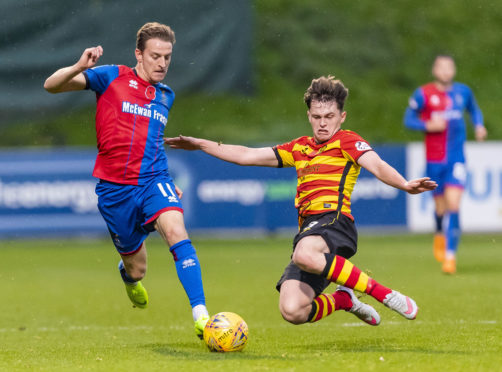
<box><xmin>478</xmin><ymin>320</ymin><xmax>497</xmax><ymax>324</ymax></box>
<box><xmin>0</xmin><ymin>320</ymin><xmax>497</xmax><ymax>333</ymax></box>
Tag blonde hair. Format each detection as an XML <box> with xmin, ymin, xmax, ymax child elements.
<box><xmin>136</xmin><ymin>22</ymin><xmax>175</xmax><ymax>51</ymax></box>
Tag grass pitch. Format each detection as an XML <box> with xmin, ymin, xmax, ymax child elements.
<box><xmin>1</xmin><ymin>233</ymin><xmax>501</xmax><ymax>371</ymax></box>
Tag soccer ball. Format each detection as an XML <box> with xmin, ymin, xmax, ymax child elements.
<box><xmin>203</xmin><ymin>312</ymin><xmax>249</xmax><ymax>352</ymax></box>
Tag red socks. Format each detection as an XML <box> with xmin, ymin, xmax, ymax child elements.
<box><xmin>308</xmin><ymin>290</ymin><xmax>353</xmax><ymax>323</ymax></box>
<box><xmin>322</xmin><ymin>254</ymin><xmax>391</xmax><ymax>303</ymax></box>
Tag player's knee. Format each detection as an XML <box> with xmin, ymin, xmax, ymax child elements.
<box><xmin>279</xmin><ymin>301</ymin><xmax>308</xmax><ymax>325</ymax></box>
<box><xmin>164</xmin><ymin>224</ymin><xmax>189</xmax><ymax>246</ymax></box>
<box><xmin>292</xmin><ymin>247</ymin><xmax>313</xmax><ymax>272</ymax></box>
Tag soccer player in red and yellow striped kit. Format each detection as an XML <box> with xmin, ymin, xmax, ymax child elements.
<box><xmin>165</xmin><ymin>76</ymin><xmax>437</xmax><ymax>326</ymax></box>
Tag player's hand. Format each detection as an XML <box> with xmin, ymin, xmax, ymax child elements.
<box><xmin>75</xmin><ymin>46</ymin><xmax>103</xmax><ymax>71</ymax></box>
<box><xmin>404</xmin><ymin>177</ymin><xmax>437</xmax><ymax>194</ymax></box>
<box><xmin>475</xmin><ymin>125</ymin><xmax>487</xmax><ymax>142</ymax></box>
<box><xmin>425</xmin><ymin>117</ymin><xmax>447</xmax><ymax>132</ymax></box>
<box><xmin>174</xmin><ymin>184</ymin><xmax>183</xmax><ymax>199</ymax></box>
<box><xmin>164</xmin><ymin>135</ymin><xmax>202</xmax><ymax>150</ymax></box>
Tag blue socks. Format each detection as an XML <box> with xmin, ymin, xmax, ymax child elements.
<box><xmin>170</xmin><ymin>239</ymin><xmax>206</xmax><ymax>308</ymax></box>
<box><xmin>118</xmin><ymin>260</ymin><xmax>137</xmax><ymax>284</ymax></box>
<box><xmin>444</xmin><ymin>211</ymin><xmax>460</xmax><ymax>255</ymax></box>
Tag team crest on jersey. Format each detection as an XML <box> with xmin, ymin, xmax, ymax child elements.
<box><xmin>145</xmin><ymin>85</ymin><xmax>156</xmax><ymax>100</ymax></box>
<box><xmin>355</xmin><ymin>141</ymin><xmax>371</xmax><ymax>151</ymax></box>
<box><xmin>430</xmin><ymin>94</ymin><xmax>440</xmax><ymax>106</ymax></box>
<box><xmin>129</xmin><ymin>80</ymin><xmax>138</xmax><ymax>89</ymax></box>
<box><xmin>455</xmin><ymin>94</ymin><xmax>463</xmax><ymax>106</ymax></box>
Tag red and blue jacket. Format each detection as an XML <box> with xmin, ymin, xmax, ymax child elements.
<box><xmin>84</xmin><ymin>65</ymin><xmax>174</xmax><ymax>185</ymax></box>
<box><xmin>404</xmin><ymin>82</ymin><xmax>484</xmax><ymax>164</ymax></box>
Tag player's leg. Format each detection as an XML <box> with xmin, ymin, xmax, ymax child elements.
<box><xmin>120</xmin><ymin>242</ymin><xmax>147</xmax><ymax>281</ymax></box>
<box><xmin>291</xmin><ymin>214</ymin><xmax>386</xmax><ymax>321</ymax></box>
<box><xmin>154</xmin><ymin>210</ymin><xmax>209</xmax><ymax>337</ymax></box>
<box><xmin>277</xmin><ymin>264</ymin><xmax>377</xmax><ymax>325</ymax></box>
<box><xmin>120</xmin><ymin>243</ymin><xmax>149</xmax><ymax>308</ymax></box>
<box><xmin>95</xmin><ymin>181</ymin><xmax>150</xmax><ymax>309</ymax></box>
<box><xmin>141</xmin><ymin>176</ymin><xmax>209</xmax><ymax>338</ymax></box>
<box><xmin>279</xmin><ymin>279</ymin><xmax>317</xmax><ymax>324</ymax></box>
<box><xmin>428</xmin><ymin>162</ymin><xmax>447</xmax><ymax>262</ymax></box>
<box><xmin>442</xmin><ymin>185</ymin><xmax>463</xmax><ymax>274</ymax></box>
<box><xmin>293</xmin><ymin>235</ymin><xmax>417</xmax><ymax>320</ymax></box>
<box><xmin>433</xmin><ymin>195</ymin><xmax>446</xmax><ymax>262</ymax></box>
<box><xmin>281</xmin><ymin>215</ymin><xmax>381</xmax><ymax>325</ymax></box>
<box><xmin>441</xmin><ymin>162</ymin><xmax>467</xmax><ymax>274</ymax></box>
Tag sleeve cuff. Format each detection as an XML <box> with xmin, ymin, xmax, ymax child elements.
<box><xmin>354</xmin><ymin>149</ymin><xmax>374</xmax><ymax>165</ymax></box>
<box><xmin>273</xmin><ymin>147</ymin><xmax>283</xmax><ymax>168</ymax></box>
<box><xmin>82</xmin><ymin>70</ymin><xmax>90</xmax><ymax>90</ymax></box>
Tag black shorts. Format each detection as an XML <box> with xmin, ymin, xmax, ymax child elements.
<box><xmin>276</xmin><ymin>212</ymin><xmax>358</xmax><ymax>297</ymax></box>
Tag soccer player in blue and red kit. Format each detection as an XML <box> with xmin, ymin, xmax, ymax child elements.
<box><xmin>44</xmin><ymin>22</ymin><xmax>210</xmax><ymax>338</ymax></box>
<box><xmin>404</xmin><ymin>55</ymin><xmax>487</xmax><ymax>274</ymax></box>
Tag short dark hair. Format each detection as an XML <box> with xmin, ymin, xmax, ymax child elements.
<box><xmin>136</xmin><ymin>22</ymin><xmax>176</xmax><ymax>52</ymax></box>
<box><xmin>304</xmin><ymin>75</ymin><xmax>348</xmax><ymax>111</ymax></box>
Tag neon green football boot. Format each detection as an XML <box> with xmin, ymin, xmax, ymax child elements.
<box><xmin>125</xmin><ymin>281</ymin><xmax>148</xmax><ymax>309</ymax></box>
<box><xmin>194</xmin><ymin>315</ymin><xmax>210</xmax><ymax>340</ymax></box>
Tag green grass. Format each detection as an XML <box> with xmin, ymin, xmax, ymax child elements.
<box><xmin>1</xmin><ymin>234</ymin><xmax>501</xmax><ymax>371</ymax></box>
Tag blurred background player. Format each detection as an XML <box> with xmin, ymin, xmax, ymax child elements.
<box><xmin>404</xmin><ymin>55</ymin><xmax>487</xmax><ymax>274</ymax></box>
<box><xmin>43</xmin><ymin>22</ymin><xmax>210</xmax><ymax>338</ymax></box>
<box><xmin>166</xmin><ymin>76</ymin><xmax>437</xmax><ymax>326</ymax></box>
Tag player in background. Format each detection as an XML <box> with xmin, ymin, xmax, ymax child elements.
<box><xmin>166</xmin><ymin>76</ymin><xmax>437</xmax><ymax>326</ymax></box>
<box><xmin>404</xmin><ymin>55</ymin><xmax>487</xmax><ymax>274</ymax></box>
<box><xmin>44</xmin><ymin>22</ymin><xmax>210</xmax><ymax>338</ymax></box>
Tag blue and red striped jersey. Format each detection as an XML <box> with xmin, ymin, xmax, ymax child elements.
<box><xmin>84</xmin><ymin>65</ymin><xmax>175</xmax><ymax>185</ymax></box>
<box><xmin>404</xmin><ymin>82</ymin><xmax>483</xmax><ymax>164</ymax></box>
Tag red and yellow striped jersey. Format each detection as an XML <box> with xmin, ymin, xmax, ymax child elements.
<box><xmin>273</xmin><ymin>130</ymin><xmax>372</xmax><ymax>222</ymax></box>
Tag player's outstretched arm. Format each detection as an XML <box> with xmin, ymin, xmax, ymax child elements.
<box><xmin>164</xmin><ymin>135</ymin><xmax>279</xmax><ymax>167</ymax></box>
<box><xmin>44</xmin><ymin>46</ymin><xmax>103</xmax><ymax>93</ymax></box>
<box><xmin>358</xmin><ymin>151</ymin><xmax>437</xmax><ymax>194</ymax></box>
